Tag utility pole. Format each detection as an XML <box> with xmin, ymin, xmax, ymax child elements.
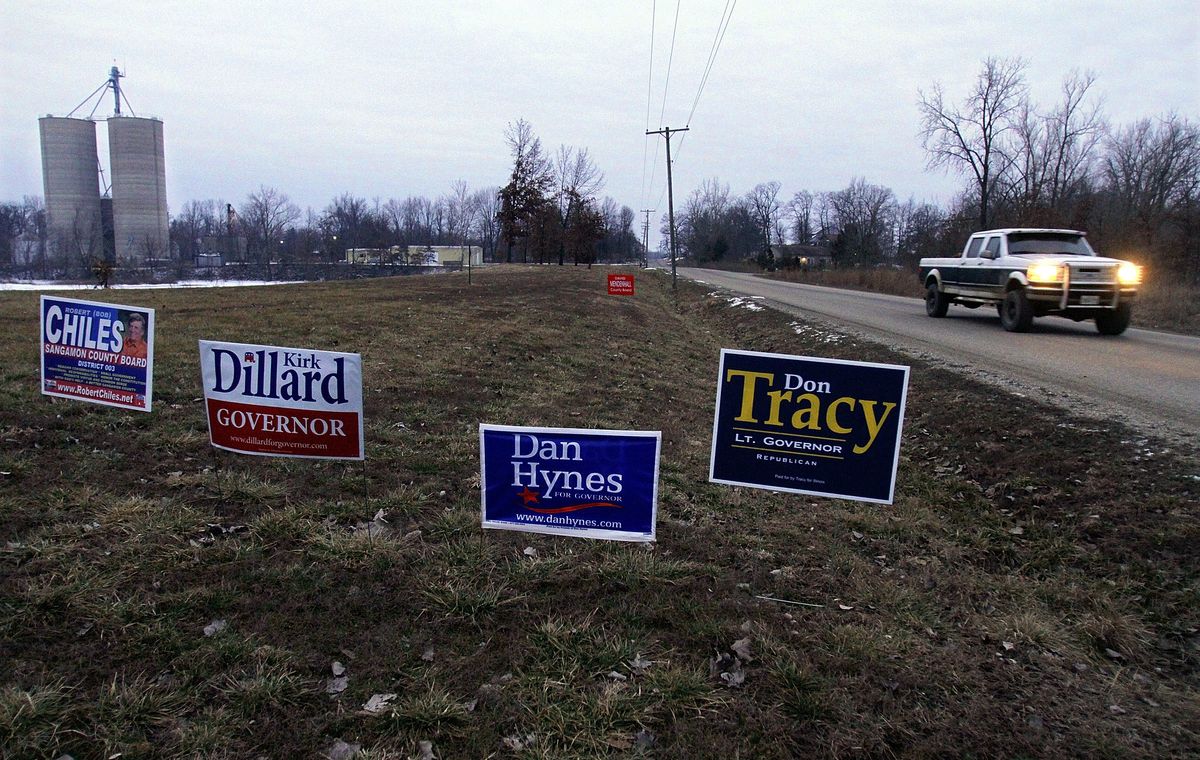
<box><xmin>646</xmin><ymin>126</ymin><xmax>688</xmax><ymax>289</ymax></box>
<box><xmin>639</xmin><ymin>208</ymin><xmax>654</xmax><ymax>269</ymax></box>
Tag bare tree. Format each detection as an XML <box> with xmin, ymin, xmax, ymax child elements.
<box><xmin>1004</xmin><ymin>71</ymin><xmax>1106</xmax><ymax>223</ymax></box>
<box><xmin>787</xmin><ymin>190</ymin><xmax>815</xmax><ymax>245</ymax></box>
<box><xmin>321</xmin><ymin>193</ymin><xmax>371</xmax><ymax>252</ymax></box>
<box><xmin>827</xmin><ymin>178</ymin><xmax>897</xmax><ymax>265</ymax></box>
<box><xmin>893</xmin><ymin>198</ymin><xmax>945</xmax><ymax>267</ymax></box>
<box><xmin>240</xmin><ymin>186</ymin><xmax>300</xmax><ymax>268</ymax></box>
<box><xmin>553</xmin><ymin>144</ymin><xmax>605</xmax><ymax>265</ymax></box>
<box><xmin>920</xmin><ymin>56</ymin><xmax>1028</xmax><ymax>229</ymax></box>
<box><xmin>1103</xmin><ymin>114</ymin><xmax>1200</xmax><ymax>278</ymax></box>
<box><xmin>746</xmin><ymin>181</ymin><xmax>782</xmax><ymax>253</ymax></box>
<box><xmin>1046</xmin><ymin>71</ymin><xmax>1106</xmax><ymax>209</ymax></box>
<box><xmin>171</xmin><ymin>199</ymin><xmax>219</xmax><ymax>262</ymax></box>
<box><xmin>472</xmin><ymin>187</ymin><xmax>500</xmax><ymax>262</ymax></box>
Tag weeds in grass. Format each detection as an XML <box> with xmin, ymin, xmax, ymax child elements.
<box><xmin>1078</xmin><ymin>603</ymin><xmax>1154</xmax><ymax>661</ymax></box>
<box><xmin>218</xmin><ymin>656</ymin><xmax>309</xmax><ymax>718</ymax></box>
<box><xmin>528</xmin><ymin>614</ymin><xmax>644</xmax><ymax>678</ymax></box>
<box><xmin>89</xmin><ymin>673</ymin><xmax>182</xmax><ymax>753</ymax></box>
<box><xmin>772</xmin><ymin>659</ymin><xmax>826</xmax><ymax>722</ymax></box>
<box><xmin>502</xmin><ymin>550</ymin><xmax>571</xmax><ymax>586</ymax></box>
<box><xmin>173</xmin><ymin>704</ymin><xmax>239</xmax><ymax>757</ymax></box>
<box><xmin>249</xmin><ymin>504</ymin><xmax>323</xmax><ymax>547</ymax></box>
<box><xmin>305</xmin><ymin>527</ymin><xmax>413</xmax><ymax>572</ymax></box>
<box><xmin>822</xmin><ymin>624</ymin><xmax>887</xmax><ymax>672</ymax></box>
<box><xmin>427</xmin><ymin>509</ymin><xmax>483</xmax><ymax>541</ymax></box>
<box><xmin>421</xmin><ymin>577</ymin><xmax>517</xmax><ymax>622</ymax></box>
<box><xmin>169</xmin><ymin>468</ymin><xmax>285</xmax><ymax>508</ymax></box>
<box><xmin>593</xmin><ymin>545</ymin><xmax>700</xmax><ymax>590</ymax></box>
<box><xmin>996</xmin><ymin>610</ymin><xmax>1073</xmax><ymax>654</ymax></box>
<box><xmin>0</xmin><ymin>681</ymin><xmax>74</xmax><ymax>759</ymax></box>
<box><xmin>381</xmin><ymin>684</ymin><xmax>470</xmax><ymax>737</ymax></box>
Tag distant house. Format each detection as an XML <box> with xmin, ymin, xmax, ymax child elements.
<box><xmin>201</xmin><ymin>235</ymin><xmax>248</xmax><ymax>263</ymax></box>
<box><xmin>345</xmin><ymin>247</ymin><xmax>389</xmax><ymax>264</ymax></box>
<box><xmin>343</xmin><ymin>245</ymin><xmax>482</xmax><ymax>266</ymax></box>
<box><xmin>772</xmin><ymin>243</ymin><xmax>832</xmax><ymax>270</ymax></box>
<box><xmin>407</xmin><ymin>245</ymin><xmax>483</xmax><ymax>266</ymax></box>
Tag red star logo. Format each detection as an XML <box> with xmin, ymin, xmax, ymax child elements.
<box><xmin>518</xmin><ymin>487</ymin><xmax>540</xmax><ymax>505</ymax></box>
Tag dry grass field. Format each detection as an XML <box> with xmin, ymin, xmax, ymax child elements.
<box><xmin>2</xmin><ymin>267</ymin><xmax>1197</xmax><ymax>758</ymax></box>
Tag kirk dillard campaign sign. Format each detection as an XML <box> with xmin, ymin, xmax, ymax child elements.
<box><xmin>480</xmin><ymin>424</ymin><xmax>661</xmax><ymax>542</ymax></box>
<box><xmin>200</xmin><ymin>340</ymin><xmax>364</xmax><ymax>460</ymax></box>
<box><xmin>709</xmin><ymin>349</ymin><xmax>909</xmax><ymax>504</ymax></box>
<box><xmin>41</xmin><ymin>295</ymin><xmax>155</xmax><ymax>412</ymax></box>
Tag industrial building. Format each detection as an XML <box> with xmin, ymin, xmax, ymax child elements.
<box><xmin>38</xmin><ymin>67</ymin><xmax>169</xmax><ymax>266</ymax></box>
<box><xmin>344</xmin><ymin>245</ymin><xmax>483</xmax><ymax>266</ymax></box>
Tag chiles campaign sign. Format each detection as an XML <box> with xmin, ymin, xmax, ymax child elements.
<box><xmin>41</xmin><ymin>295</ymin><xmax>155</xmax><ymax>412</ymax></box>
<box><xmin>709</xmin><ymin>349</ymin><xmax>909</xmax><ymax>504</ymax></box>
<box><xmin>480</xmin><ymin>424</ymin><xmax>661</xmax><ymax>542</ymax></box>
<box><xmin>199</xmin><ymin>340</ymin><xmax>364</xmax><ymax>460</ymax></box>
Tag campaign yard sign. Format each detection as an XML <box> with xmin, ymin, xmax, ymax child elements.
<box><xmin>40</xmin><ymin>295</ymin><xmax>155</xmax><ymax>412</ymax></box>
<box><xmin>480</xmin><ymin>424</ymin><xmax>661</xmax><ymax>542</ymax></box>
<box><xmin>199</xmin><ymin>340</ymin><xmax>364</xmax><ymax>460</ymax></box>
<box><xmin>607</xmin><ymin>273</ymin><xmax>635</xmax><ymax>295</ymax></box>
<box><xmin>709</xmin><ymin>349</ymin><xmax>909</xmax><ymax>504</ymax></box>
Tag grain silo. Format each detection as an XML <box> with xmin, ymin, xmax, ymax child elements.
<box><xmin>38</xmin><ymin>116</ymin><xmax>103</xmax><ymax>256</ymax></box>
<box><xmin>108</xmin><ymin>116</ymin><xmax>168</xmax><ymax>262</ymax></box>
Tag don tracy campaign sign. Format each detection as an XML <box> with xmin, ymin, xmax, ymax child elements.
<box><xmin>41</xmin><ymin>295</ymin><xmax>155</xmax><ymax>412</ymax></box>
<box><xmin>200</xmin><ymin>340</ymin><xmax>364</xmax><ymax>460</ymax></box>
<box><xmin>480</xmin><ymin>424</ymin><xmax>661</xmax><ymax>542</ymax></box>
<box><xmin>709</xmin><ymin>349</ymin><xmax>909</xmax><ymax>504</ymax></box>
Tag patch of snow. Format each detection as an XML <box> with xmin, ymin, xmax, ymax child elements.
<box><xmin>0</xmin><ymin>280</ymin><xmax>306</xmax><ymax>291</ymax></box>
<box><xmin>790</xmin><ymin>321</ymin><xmax>846</xmax><ymax>344</ymax></box>
<box><xmin>726</xmin><ymin>296</ymin><xmax>765</xmax><ymax>312</ymax></box>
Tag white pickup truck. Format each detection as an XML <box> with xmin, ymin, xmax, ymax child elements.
<box><xmin>918</xmin><ymin>228</ymin><xmax>1142</xmax><ymax>335</ymax></box>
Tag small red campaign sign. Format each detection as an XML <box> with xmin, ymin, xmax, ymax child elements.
<box><xmin>199</xmin><ymin>340</ymin><xmax>364</xmax><ymax>460</ymax></box>
<box><xmin>607</xmin><ymin>274</ymin><xmax>635</xmax><ymax>295</ymax></box>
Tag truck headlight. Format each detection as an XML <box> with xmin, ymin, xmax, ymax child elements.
<box><xmin>1117</xmin><ymin>262</ymin><xmax>1142</xmax><ymax>285</ymax></box>
<box><xmin>1027</xmin><ymin>262</ymin><xmax>1064</xmax><ymax>283</ymax></box>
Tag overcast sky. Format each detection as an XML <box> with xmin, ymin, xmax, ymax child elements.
<box><xmin>2</xmin><ymin>1</ymin><xmax>1197</xmax><ymax>248</ymax></box>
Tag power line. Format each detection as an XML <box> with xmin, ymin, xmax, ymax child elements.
<box><xmin>686</xmin><ymin>0</ymin><xmax>736</xmax><ymax>127</ymax></box>
<box><xmin>657</xmin><ymin>0</ymin><xmax>682</xmax><ymax>129</ymax></box>
<box><xmin>639</xmin><ymin>0</ymin><xmax>657</xmax><ymax>209</ymax></box>
<box><xmin>647</xmin><ymin>1</ymin><xmax>737</xmax><ymax>214</ymax></box>
<box><xmin>645</xmin><ymin>0</ymin><xmax>680</xmax><ymax>211</ymax></box>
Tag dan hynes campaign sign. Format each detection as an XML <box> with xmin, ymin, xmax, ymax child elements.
<box><xmin>480</xmin><ymin>424</ymin><xmax>661</xmax><ymax>542</ymax></box>
<box><xmin>709</xmin><ymin>349</ymin><xmax>909</xmax><ymax>504</ymax></box>
<box><xmin>199</xmin><ymin>340</ymin><xmax>364</xmax><ymax>460</ymax></box>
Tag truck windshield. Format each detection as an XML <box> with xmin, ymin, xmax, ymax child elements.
<box><xmin>1007</xmin><ymin>233</ymin><xmax>1095</xmax><ymax>256</ymax></box>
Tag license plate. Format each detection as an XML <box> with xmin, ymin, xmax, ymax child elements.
<box><xmin>1081</xmin><ymin>295</ymin><xmax>1100</xmax><ymax>305</ymax></box>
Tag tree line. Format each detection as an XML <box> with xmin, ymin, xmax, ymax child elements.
<box><xmin>673</xmin><ymin>58</ymin><xmax>1199</xmax><ymax>281</ymax></box>
<box><xmin>0</xmin><ymin>119</ymin><xmax>643</xmax><ymax>277</ymax></box>
<box><xmin>497</xmin><ymin>119</ymin><xmax>641</xmax><ymax>266</ymax></box>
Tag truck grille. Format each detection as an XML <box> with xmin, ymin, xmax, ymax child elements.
<box><xmin>1062</xmin><ymin>264</ymin><xmax>1119</xmax><ymax>308</ymax></box>
<box><xmin>1065</xmin><ymin>284</ymin><xmax>1118</xmax><ymax>307</ymax></box>
<box><xmin>1069</xmin><ymin>265</ymin><xmax>1114</xmax><ymax>283</ymax></box>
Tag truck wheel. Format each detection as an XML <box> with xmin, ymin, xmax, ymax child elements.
<box><xmin>1095</xmin><ymin>304</ymin><xmax>1132</xmax><ymax>335</ymax></box>
<box><xmin>925</xmin><ymin>281</ymin><xmax>950</xmax><ymax>317</ymax></box>
<box><xmin>1000</xmin><ymin>288</ymin><xmax>1034</xmax><ymax>332</ymax></box>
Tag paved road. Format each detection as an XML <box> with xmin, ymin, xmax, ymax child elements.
<box><xmin>681</xmin><ymin>267</ymin><xmax>1200</xmax><ymax>444</ymax></box>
